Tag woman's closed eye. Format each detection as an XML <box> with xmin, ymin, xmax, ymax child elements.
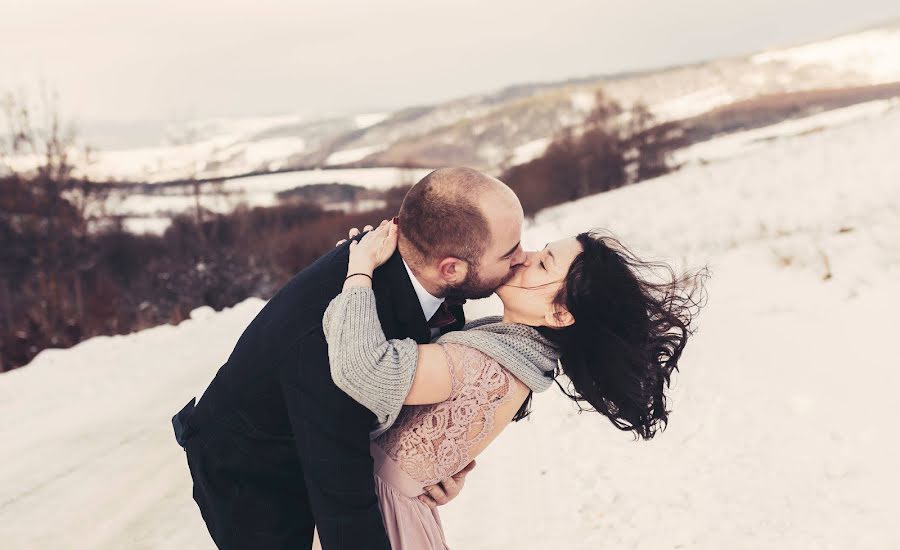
<box><xmin>540</xmin><ymin>243</ymin><xmax>552</xmax><ymax>271</ymax></box>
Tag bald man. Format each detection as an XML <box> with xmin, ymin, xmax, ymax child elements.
<box><xmin>172</xmin><ymin>167</ymin><xmax>526</xmax><ymax>549</ymax></box>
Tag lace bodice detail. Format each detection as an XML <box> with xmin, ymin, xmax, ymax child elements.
<box><xmin>373</xmin><ymin>343</ymin><xmax>520</xmax><ymax>486</ymax></box>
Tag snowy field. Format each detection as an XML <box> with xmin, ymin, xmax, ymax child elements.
<box><xmin>1</xmin><ymin>104</ymin><xmax>899</xmax><ymax>549</ymax></box>
<box><xmin>108</xmin><ymin>167</ymin><xmax>431</xmax><ymax>235</ymax></box>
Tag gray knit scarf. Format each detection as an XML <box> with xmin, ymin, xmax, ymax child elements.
<box><xmin>435</xmin><ymin>316</ymin><xmax>560</xmax><ymax>392</ymax></box>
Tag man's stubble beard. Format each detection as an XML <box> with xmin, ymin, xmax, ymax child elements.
<box><xmin>443</xmin><ymin>263</ymin><xmax>517</xmax><ymax>301</ymax></box>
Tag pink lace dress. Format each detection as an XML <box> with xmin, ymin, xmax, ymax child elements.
<box><xmin>370</xmin><ymin>342</ymin><xmax>527</xmax><ymax>550</ymax></box>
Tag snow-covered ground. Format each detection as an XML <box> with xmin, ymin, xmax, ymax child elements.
<box><xmin>2</xmin><ymin>103</ymin><xmax>899</xmax><ymax>549</ymax></box>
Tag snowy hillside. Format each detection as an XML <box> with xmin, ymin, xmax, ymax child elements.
<box><xmin>11</xmin><ymin>22</ymin><xmax>897</xmax><ymax>185</ymax></box>
<box><xmin>45</xmin><ymin>21</ymin><xmax>900</xmax><ymax>236</ymax></box>
<box><xmin>110</xmin><ymin>96</ymin><xmax>899</xmax><ymax>235</ymax></box>
<box><xmin>2</xmin><ymin>89</ymin><xmax>898</xmax><ymax>548</ymax></box>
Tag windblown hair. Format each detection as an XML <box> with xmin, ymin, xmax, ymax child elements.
<box><xmin>516</xmin><ymin>229</ymin><xmax>709</xmax><ymax>441</ymax></box>
<box><xmin>397</xmin><ymin>167</ymin><xmax>492</xmax><ymax>267</ymax></box>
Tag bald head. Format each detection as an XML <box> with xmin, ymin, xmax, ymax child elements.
<box><xmin>420</xmin><ymin>166</ymin><xmax>508</xmax><ymax>196</ymax></box>
<box><xmin>397</xmin><ymin>166</ymin><xmax>520</xmax><ymax>267</ymax></box>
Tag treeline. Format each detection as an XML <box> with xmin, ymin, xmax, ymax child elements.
<box><xmin>0</xmin><ymin>175</ymin><xmax>409</xmax><ymax>371</ymax></box>
<box><xmin>501</xmin><ymin>91</ymin><xmax>685</xmax><ymax>215</ymax></box>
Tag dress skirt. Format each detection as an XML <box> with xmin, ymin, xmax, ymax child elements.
<box><xmin>311</xmin><ymin>443</ymin><xmax>450</xmax><ymax>549</ymax></box>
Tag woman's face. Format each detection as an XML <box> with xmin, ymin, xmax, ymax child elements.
<box><xmin>496</xmin><ymin>237</ymin><xmax>583</xmax><ymax>327</ymax></box>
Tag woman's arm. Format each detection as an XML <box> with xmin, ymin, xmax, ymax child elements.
<box><xmin>404</xmin><ymin>344</ymin><xmax>452</xmax><ymax>405</ymax></box>
<box><xmin>322</xmin><ymin>222</ymin><xmax>455</xmax><ymax>431</ymax></box>
<box><xmin>322</xmin><ymin>287</ymin><xmax>454</xmax><ymax>412</ymax></box>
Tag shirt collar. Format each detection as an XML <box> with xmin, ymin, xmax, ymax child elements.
<box><xmin>400</xmin><ymin>257</ymin><xmax>445</xmax><ymax>322</ymax></box>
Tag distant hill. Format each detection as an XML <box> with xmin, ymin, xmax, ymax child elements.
<box><xmin>63</xmin><ymin>21</ymin><xmax>900</xmax><ymax>183</ymax></box>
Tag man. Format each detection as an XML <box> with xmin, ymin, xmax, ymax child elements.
<box><xmin>172</xmin><ymin>167</ymin><xmax>526</xmax><ymax>549</ymax></box>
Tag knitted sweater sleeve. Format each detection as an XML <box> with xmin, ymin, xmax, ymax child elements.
<box><xmin>322</xmin><ymin>285</ymin><xmax>420</xmax><ymax>436</ymax></box>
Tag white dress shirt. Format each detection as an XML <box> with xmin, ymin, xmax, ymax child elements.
<box><xmin>401</xmin><ymin>257</ymin><xmax>446</xmax><ymax>339</ymax></box>
<box><xmin>400</xmin><ymin>258</ymin><xmax>444</xmax><ymax>322</ymax></box>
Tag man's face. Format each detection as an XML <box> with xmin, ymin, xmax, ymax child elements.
<box><xmin>445</xmin><ymin>196</ymin><xmax>526</xmax><ymax>300</ymax></box>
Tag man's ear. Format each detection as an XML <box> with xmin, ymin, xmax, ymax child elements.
<box><xmin>544</xmin><ymin>306</ymin><xmax>574</xmax><ymax>328</ymax></box>
<box><xmin>436</xmin><ymin>257</ymin><xmax>468</xmax><ymax>284</ymax></box>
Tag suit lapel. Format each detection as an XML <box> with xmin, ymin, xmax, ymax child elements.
<box><xmin>373</xmin><ymin>251</ymin><xmax>431</xmax><ymax>344</ymax></box>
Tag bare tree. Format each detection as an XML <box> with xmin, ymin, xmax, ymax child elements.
<box><xmin>0</xmin><ymin>86</ymin><xmax>102</xmax><ymax>369</ymax></box>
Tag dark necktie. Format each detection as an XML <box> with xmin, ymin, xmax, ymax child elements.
<box><xmin>426</xmin><ymin>298</ymin><xmax>466</xmax><ymax>329</ymax></box>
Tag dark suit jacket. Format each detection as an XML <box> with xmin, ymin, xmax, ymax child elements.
<box><xmin>181</xmin><ymin>239</ymin><xmax>463</xmax><ymax>549</ymax></box>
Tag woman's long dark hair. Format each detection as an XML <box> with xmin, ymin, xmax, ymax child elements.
<box><xmin>513</xmin><ymin>229</ymin><xmax>709</xmax><ymax>441</ymax></box>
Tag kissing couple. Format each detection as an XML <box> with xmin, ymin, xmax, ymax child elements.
<box><xmin>172</xmin><ymin>167</ymin><xmax>703</xmax><ymax>549</ymax></box>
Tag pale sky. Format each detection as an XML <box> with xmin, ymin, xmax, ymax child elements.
<box><xmin>2</xmin><ymin>0</ymin><xmax>898</xmax><ymax>126</ymax></box>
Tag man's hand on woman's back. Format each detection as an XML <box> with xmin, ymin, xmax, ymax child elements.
<box><xmin>335</xmin><ymin>218</ymin><xmax>394</xmax><ymax>247</ymax></box>
<box><xmin>418</xmin><ymin>460</ymin><xmax>477</xmax><ymax>509</ymax></box>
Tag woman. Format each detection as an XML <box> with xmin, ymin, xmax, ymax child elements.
<box><xmin>318</xmin><ymin>221</ymin><xmax>705</xmax><ymax>549</ymax></box>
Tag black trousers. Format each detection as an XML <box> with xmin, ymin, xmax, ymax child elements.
<box><xmin>173</xmin><ymin>398</ymin><xmax>316</xmax><ymax>550</ymax></box>
<box><xmin>172</xmin><ymin>396</ymin><xmax>391</xmax><ymax>550</ymax></box>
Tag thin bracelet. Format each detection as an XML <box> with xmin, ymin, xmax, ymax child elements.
<box><xmin>345</xmin><ymin>273</ymin><xmax>373</xmax><ymax>282</ymax></box>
